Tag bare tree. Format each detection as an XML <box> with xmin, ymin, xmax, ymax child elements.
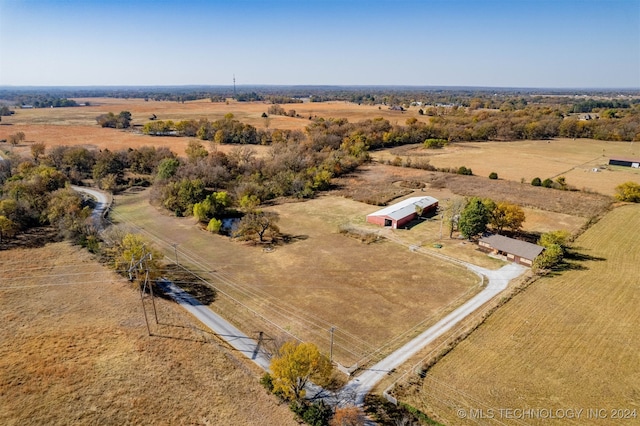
<box><xmin>234</xmin><ymin>211</ymin><xmax>279</xmax><ymax>243</ymax></box>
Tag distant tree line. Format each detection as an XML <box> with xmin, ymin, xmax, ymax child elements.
<box><xmin>570</xmin><ymin>99</ymin><xmax>631</xmax><ymax>113</ymax></box>
<box><xmin>2</xmin><ymin>87</ymin><xmax>637</xmax><ymax>112</ymax></box>
<box><xmin>0</xmin><ymin>95</ymin><xmax>79</xmax><ymax>108</ymax></box>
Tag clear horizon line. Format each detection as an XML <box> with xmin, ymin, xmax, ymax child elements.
<box><xmin>1</xmin><ymin>84</ymin><xmax>638</xmax><ymax>92</ymax></box>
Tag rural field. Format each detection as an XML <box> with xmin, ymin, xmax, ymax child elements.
<box><xmin>111</xmin><ymin>187</ymin><xmax>481</xmax><ymax>368</ymax></box>
<box><xmin>373</xmin><ymin>138</ymin><xmax>640</xmax><ymax>196</ymax></box>
<box><xmin>2</xmin><ymin>97</ymin><xmax>634</xmax><ymax>198</ymax></box>
<box><xmin>0</xmin><ymin>97</ymin><xmax>416</xmax><ymax>156</ymax></box>
<box><xmin>1</xmin><ymin>97</ymin><xmax>637</xmax><ymax>424</ymax></box>
<box><xmin>0</xmin><ymin>99</ymin><xmax>619</xmax><ymax>368</ymax></box>
<box><xmin>0</xmin><ymin>242</ymin><xmax>297</xmax><ymax>425</ymax></box>
<box><xmin>396</xmin><ymin>203</ymin><xmax>640</xmax><ymax>425</ymax></box>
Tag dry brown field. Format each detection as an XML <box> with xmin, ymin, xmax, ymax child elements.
<box><xmin>0</xmin><ymin>242</ymin><xmax>297</xmax><ymax>425</ymax></box>
<box><xmin>397</xmin><ymin>203</ymin><xmax>640</xmax><ymax>425</ymax></box>
<box><xmin>373</xmin><ymin>139</ymin><xmax>640</xmax><ymax>196</ymax></box>
<box><xmin>0</xmin><ymin>97</ymin><xmax>420</xmax><ymax>157</ymax></box>
<box><xmin>111</xmin><ymin>188</ymin><xmax>481</xmax><ymax>368</ymax></box>
<box><xmin>332</xmin><ymin>163</ymin><xmax>607</xmax><ymax>232</ymax></box>
<box><xmin>2</xmin><ymin>97</ymin><xmax>635</xmax><ymax>198</ymax></box>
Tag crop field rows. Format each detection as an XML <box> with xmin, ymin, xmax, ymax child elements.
<box><xmin>398</xmin><ymin>204</ymin><xmax>640</xmax><ymax>425</ymax></box>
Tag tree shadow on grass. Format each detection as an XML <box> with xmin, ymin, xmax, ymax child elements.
<box><xmin>279</xmin><ymin>234</ymin><xmax>309</xmax><ymax>244</ymax></box>
<box><xmin>153</xmin><ymin>264</ymin><xmax>217</xmax><ymax>305</ymax></box>
<box><xmin>564</xmin><ymin>248</ymin><xmax>606</xmax><ymax>263</ymax></box>
<box><xmin>547</xmin><ymin>248</ymin><xmax>606</xmax><ymax>274</ymax></box>
<box><xmin>0</xmin><ymin>226</ymin><xmax>61</xmax><ymax>251</ymax></box>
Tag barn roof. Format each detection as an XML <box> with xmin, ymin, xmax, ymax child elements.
<box><xmin>609</xmin><ymin>157</ymin><xmax>640</xmax><ymax>163</ymax></box>
<box><xmin>367</xmin><ymin>196</ymin><xmax>438</xmax><ymax>220</ymax></box>
<box><xmin>480</xmin><ymin>234</ymin><xmax>544</xmax><ymax>261</ymax></box>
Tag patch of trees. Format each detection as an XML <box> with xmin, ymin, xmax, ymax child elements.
<box><xmin>261</xmin><ymin>341</ymin><xmax>339</xmax><ymax>426</ymax></box>
<box><xmin>44</xmin><ymin>145</ymin><xmax>175</xmax><ymax>188</ymax></box>
<box><xmin>155</xmin><ymin>125</ymin><xmax>361</xmax><ymax>201</ymax></box>
<box><xmin>151</xmin><ymin>118</ymin><xmax>369</xmax><ymax>234</ymax></box>
<box><xmin>0</xmin><ymin>161</ymin><xmax>84</xmax><ymax>243</ymax></box>
<box><xmin>6</xmin><ymin>132</ymin><xmax>26</xmax><ymax>146</ymax></box>
<box><xmin>96</xmin><ymin>111</ymin><xmax>132</xmax><ymax>129</ymax></box>
<box><xmin>0</xmin><ymin>106</ymin><xmax>14</xmax><ymax>116</ymax></box>
<box><xmin>0</xmin><ymin>144</ymin><xmax>177</xmax><ymax>243</ymax></box>
<box><xmin>423</xmin><ymin>138</ymin><xmax>448</xmax><ymax>149</ymax></box>
<box><xmin>142</xmin><ymin>114</ymin><xmax>260</xmax><ymax>144</ymax></box>
<box><xmin>615</xmin><ymin>181</ymin><xmax>640</xmax><ymax>202</ymax></box>
<box><xmin>530</xmin><ymin>175</ymin><xmax>573</xmax><ymax>190</ymax></box>
<box><xmin>452</xmin><ymin>197</ymin><xmax>526</xmax><ymax>239</ymax></box>
<box><xmin>267</xmin><ymin>104</ymin><xmax>298</xmax><ymax>117</ymax></box>
<box><xmin>366</xmin><ymin>106</ymin><xmax>640</xmax><ymax>143</ymax></box>
<box><xmin>533</xmin><ymin>230</ymin><xmax>570</xmax><ymax>271</ymax></box>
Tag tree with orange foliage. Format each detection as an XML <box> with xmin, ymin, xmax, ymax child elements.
<box><xmin>330</xmin><ymin>405</ymin><xmax>366</xmax><ymax>426</ymax></box>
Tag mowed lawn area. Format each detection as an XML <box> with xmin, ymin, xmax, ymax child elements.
<box><xmin>111</xmin><ymin>189</ymin><xmax>480</xmax><ymax>367</ymax></box>
<box><xmin>399</xmin><ymin>203</ymin><xmax>640</xmax><ymax>425</ymax></box>
<box><xmin>0</xmin><ymin>242</ymin><xmax>297</xmax><ymax>426</ymax></box>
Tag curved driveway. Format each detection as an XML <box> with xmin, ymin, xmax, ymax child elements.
<box><xmin>100</xmin><ymin>190</ymin><xmax>527</xmax><ymax>407</ymax></box>
<box><xmin>71</xmin><ymin>185</ymin><xmax>110</xmax><ymax>226</ymax></box>
<box><xmin>339</xmin><ymin>261</ymin><xmax>526</xmax><ymax>405</ymax></box>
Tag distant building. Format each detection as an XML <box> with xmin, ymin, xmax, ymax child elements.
<box><xmin>366</xmin><ymin>196</ymin><xmax>438</xmax><ymax>229</ymax></box>
<box><xmin>609</xmin><ymin>157</ymin><xmax>640</xmax><ymax>168</ymax></box>
<box><xmin>478</xmin><ymin>234</ymin><xmax>544</xmax><ymax>267</ymax></box>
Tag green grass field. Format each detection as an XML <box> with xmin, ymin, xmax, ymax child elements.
<box><xmin>398</xmin><ymin>203</ymin><xmax>640</xmax><ymax>425</ymax></box>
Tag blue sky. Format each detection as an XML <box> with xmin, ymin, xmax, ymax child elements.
<box><xmin>0</xmin><ymin>0</ymin><xmax>638</xmax><ymax>88</ymax></box>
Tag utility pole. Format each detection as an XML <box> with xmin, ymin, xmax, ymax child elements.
<box><xmin>329</xmin><ymin>326</ymin><xmax>336</xmax><ymax>363</ymax></box>
<box><xmin>233</xmin><ymin>74</ymin><xmax>236</xmax><ymax>99</ymax></box>
<box><xmin>129</xmin><ymin>247</ymin><xmax>157</xmax><ymax>335</ymax></box>
<box><xmin>171</xmin><ymin>243</ymin><xmax>179</xmax><ymax>265</ymax></box>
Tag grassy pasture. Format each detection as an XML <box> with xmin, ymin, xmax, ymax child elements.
<box><xmin>373</xmin><ymin>139</ymin><xmax>640</xmax><ymax>196</ymax></box>
<box><xmin>397</xmin><ymin>204</ymin><xmax>640</xmax><ymax>425</ymax></box>
<box><xmin>332</xmin><ymin>163</ymin><xmax>603</xmax><ymax>233</ymax></box>
<box><xmin>0</xmin><ymin>242</ymin><xmax>297</xmax><ymax>425</ymax></box>
<box><xmin>2</xmin><ymin>98</ymin><xmax>635</xmax><ymax>197</ymax></box>
<box><xmin>111</xmin><ymin>188</ymin><xmax>480</xmax><ymax>367</ymax></box>
<box><xmin>0</xmin><ymin>97</ymin><xmax>417</xmax><ymax>156</ymax></box>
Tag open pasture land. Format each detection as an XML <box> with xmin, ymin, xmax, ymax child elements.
<box><xmin>333</xmin><ymin>162</ymin><xmax>604</xmax><ymax>233</ymax></box>
<box><xmin>372</xmin><ymin>138</ymin><xmax>640</xmax><ymax>196</ymax></box>
<box><xmin>0</xmin><ymin>97</ymin><xmax>418</xmax><ymax>155</ymax></box>
<box><xmin>398</xmin><ymin>204</ymin><xmax>640</xmax><ymax>425</ymax></box>
<box><xmin>0</xmin><ymin>242</ymin><xmax>296</xmax><ymax>426</ymax></box>
<box><xmin>111</xmin><ymin>188</ymin><xmax>480</xmax><ymax>367</ymax></box>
